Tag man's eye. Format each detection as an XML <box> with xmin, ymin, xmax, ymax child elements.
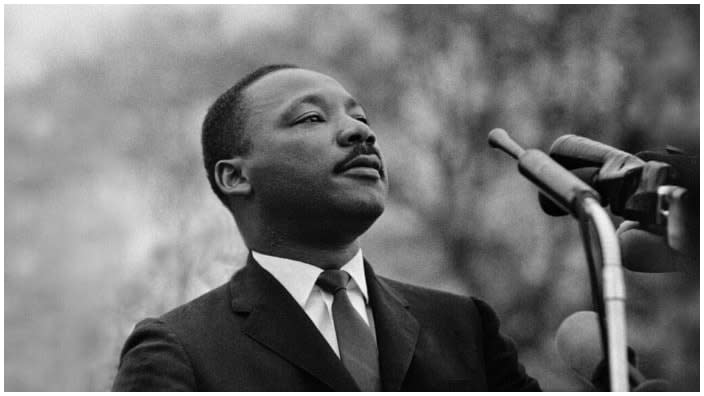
<box><xmin>296</xmin><ymin>114</ymin><xmax>324</xmax><ymax>124</ymax></box>
<box><xmin>355</xmin><ymin>116</ymin><xmax>369</xmax><ymax>125</ymax></box>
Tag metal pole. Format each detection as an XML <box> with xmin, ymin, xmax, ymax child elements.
<box><xmin>583</xmin><ymin>197</ymin><xmax>629</xmax><ymax>392</ymax></box>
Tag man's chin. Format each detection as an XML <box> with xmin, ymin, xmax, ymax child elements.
<box><xmin>262</xmin><ymin>193</ymin><xmax>385</xmax><ymax>221</ymax></box>
<box><xmin>337</xmin><ymin>197</ymin><xmax>385</xmax><ymax>225</ymax></box>
<box><xmin>327</xmin><ymin>199</ymin><xmax>384</xmax><ymax>238</ymax></box>
<box><xmin>343</xmin><ymin>200</ymin><xmax>385</xmax><ymax>220</ymax></box>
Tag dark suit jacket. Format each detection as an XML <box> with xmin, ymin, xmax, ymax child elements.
<box><xmin>112</xmin><ymin>256</ymin><xmax>540</xmax><ymax>391</ymax></box>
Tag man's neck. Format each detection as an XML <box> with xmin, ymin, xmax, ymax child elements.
<box><xmin>249</xmin><ymin>240</ymin><xmax>361</xmax><ymax>270</ymax></box>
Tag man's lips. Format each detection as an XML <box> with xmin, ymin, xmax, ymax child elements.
<box><xmin>335</xmin><ymin>154</ymin><xmax>384</xmax><ymax>178</ymax></box>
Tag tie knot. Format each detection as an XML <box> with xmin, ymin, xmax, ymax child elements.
<box><xmin>316</xmin><ymin>270</ymin><xmax>351</xmax><ymax>294</ymax></box>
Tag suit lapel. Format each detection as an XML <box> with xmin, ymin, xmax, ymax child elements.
<box><xmin>365</xmin><ymin>261</ymin><xmax>420</xmax><ymax>391</ymax></box>
<box><xmin>229</xmin><ymin>255</ymin><xmax>359</xmax><ymax>391</ymax></box>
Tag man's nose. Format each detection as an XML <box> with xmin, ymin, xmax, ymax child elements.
<box><xmin>336</xmin><ymin>118</ymin><xmax>376</xmax><ymax>147</ymax></box>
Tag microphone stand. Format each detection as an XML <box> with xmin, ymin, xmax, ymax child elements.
<box><xmin>488</xmin><ymin>129</ymin><xmax>629</xmax><ymax>391</ymax></box>
<box><xmin>580</xmin><ymin>197</ymin><xmax>628</xmax><ymax>392</ymax></box>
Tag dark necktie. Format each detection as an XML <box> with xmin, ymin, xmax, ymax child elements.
<box><xmin>316</xmin><ymin>270</ymin><xmax>381</xmax><ymax>391</ymax></box>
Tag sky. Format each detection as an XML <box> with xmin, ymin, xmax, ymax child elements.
<box><xmin>4</xmin><ymin>5</ymin><xmax>292</xmax><ymax>90</ymax></box>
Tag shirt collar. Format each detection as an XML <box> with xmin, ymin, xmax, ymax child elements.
<box><xmin>341</xmin><ymin>249</ymin><xmax>368</xmax><ymax>302</ymax></box>
<box><xmin>251</xmin><ymin>249</ymin><xmax>368</xmax><ymax>308</ymax></box>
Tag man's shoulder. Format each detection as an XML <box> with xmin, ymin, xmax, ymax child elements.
<box><xmin>113</xmin><ymin>278</ymin><xmax>240</xmax><ymax>391</ymax></box>
<box><xmin>157</xmin><ymin>280</ymin><xmax>233</xmax><ymax>329</ymax></box>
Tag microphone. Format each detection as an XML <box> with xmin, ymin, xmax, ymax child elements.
<box><xmin>556</xmin><ymin>311</ymin><xmax>670</xmax><ymax>391</ymax></box>
<box><xmin>549</xmin><ymin>134</ymin><xmax>645</xmax><ymax>171</ymax></box>
<box><xmin>489</xmin><ymin>129</ymin><xmax>601</xmax><ymax>217</ymax></box>
<box><xmin>541</xmin><ymin>135</ymin><xmax>698</xmax><ymax>225</ymax></box>
<box><xmin>539</xmin><ymin>135</ymin><xmax>699</xmax><ymax>272</ymax></box>
<box><xmin>540</xmin><ymin>135</ymin><xmax>645</xmax><ymax>217</ymax></box>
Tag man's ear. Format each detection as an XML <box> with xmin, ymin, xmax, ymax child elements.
<box><xmin>214</xmin><ymin>158</ymin><xmax>252</xmax><ymax>196</ymax></box>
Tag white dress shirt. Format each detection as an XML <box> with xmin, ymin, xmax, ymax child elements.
<box><xmin>252</xmin><ymin>249</ymin><xmax>374</xmax><ymax>357</ymax></box>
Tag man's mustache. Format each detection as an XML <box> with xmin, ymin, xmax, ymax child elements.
<box><xmin>334</xmin><ymin>145</ymin><xmax>385</xmax><ymax>177</ymax></box>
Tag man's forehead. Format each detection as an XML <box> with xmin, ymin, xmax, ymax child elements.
<box><xmin>245</xmin><ymin>68</ymin><xmax>355</xmax><ymax>109</ymax></box>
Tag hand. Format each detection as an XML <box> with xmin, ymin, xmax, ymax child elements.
<box><xmin>618</xmin><ymin>150</ymin><xmax>699</xmax><ymax>275</ymax></box>
<box><xmin>617</xmin><ymin>220</ymin><xmax>696</xmax><ymax>274</ymax></box>
<box><xmin>589</xmin><ymin>347</ymin><xmax>671</xmax><ymax>391</ymax></box>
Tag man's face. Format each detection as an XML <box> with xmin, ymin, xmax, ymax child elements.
<box><xmin>240</xmin><ymin>68</ymin><xmax>388</xmax><ymax>225</ymax></box>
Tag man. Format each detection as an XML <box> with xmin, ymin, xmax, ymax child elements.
<box><xmin>112</xmin><ymin>64</ymin><xmax>540</xmax><ymax>391</ymax></box>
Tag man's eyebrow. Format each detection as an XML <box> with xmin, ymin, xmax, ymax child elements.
<box><xmin>282</xmin><ymin>93</ymin><xmax>367</xmax><ymax>119</ymax></box>
<box><xmin>344</xmin><ymin>97</ymin><xmax>367</xmax><ymax>114</ymax></box>
<box><xmin>292</xmin><ymin>93</ymin><xmax>327</xmax><ymax>109</ymax></box>
<box><xmin>279</xmin><ymin>94</ymin><xmax>326</xmax><ymax>121</ymax></box>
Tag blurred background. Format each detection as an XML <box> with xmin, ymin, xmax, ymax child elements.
<box><xmin>4</xmin><ymin>4</ymin><xmax>699</xmax><ymax>391</ymax></box>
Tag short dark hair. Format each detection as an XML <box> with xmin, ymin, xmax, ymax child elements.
<box><xmin>201</xmin><ymin>64</ymin><xmax>299</xmax><ymax>209</ymax></box>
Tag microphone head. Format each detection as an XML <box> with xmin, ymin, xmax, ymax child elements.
<box><xmin>549</xmin><ymin>134</ymin><xmax>641</xmax><ymax>170</ymax></box>
<box><xmin>550</xmin><ymin>134</ymin><xmax>577</xmax><ymax>153</ymax></box>
<box><xmin>488</xmin><ymin>128</ymin><xmax>525</xmax><ymax>159</ymax></box>
<box><xmin>487</xmin><ymin>128</ymin><xmax>509</xmax><ymax>149</ymax></box>
<box><xmin>555</xmin><ymin>311</ymin><xmax>603</xmax><ymax>381</ymax></box>
<box><xmin>549</xmin><ymin>134</ymin><xmax>600</xmax><ymax>169</ymax></box>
